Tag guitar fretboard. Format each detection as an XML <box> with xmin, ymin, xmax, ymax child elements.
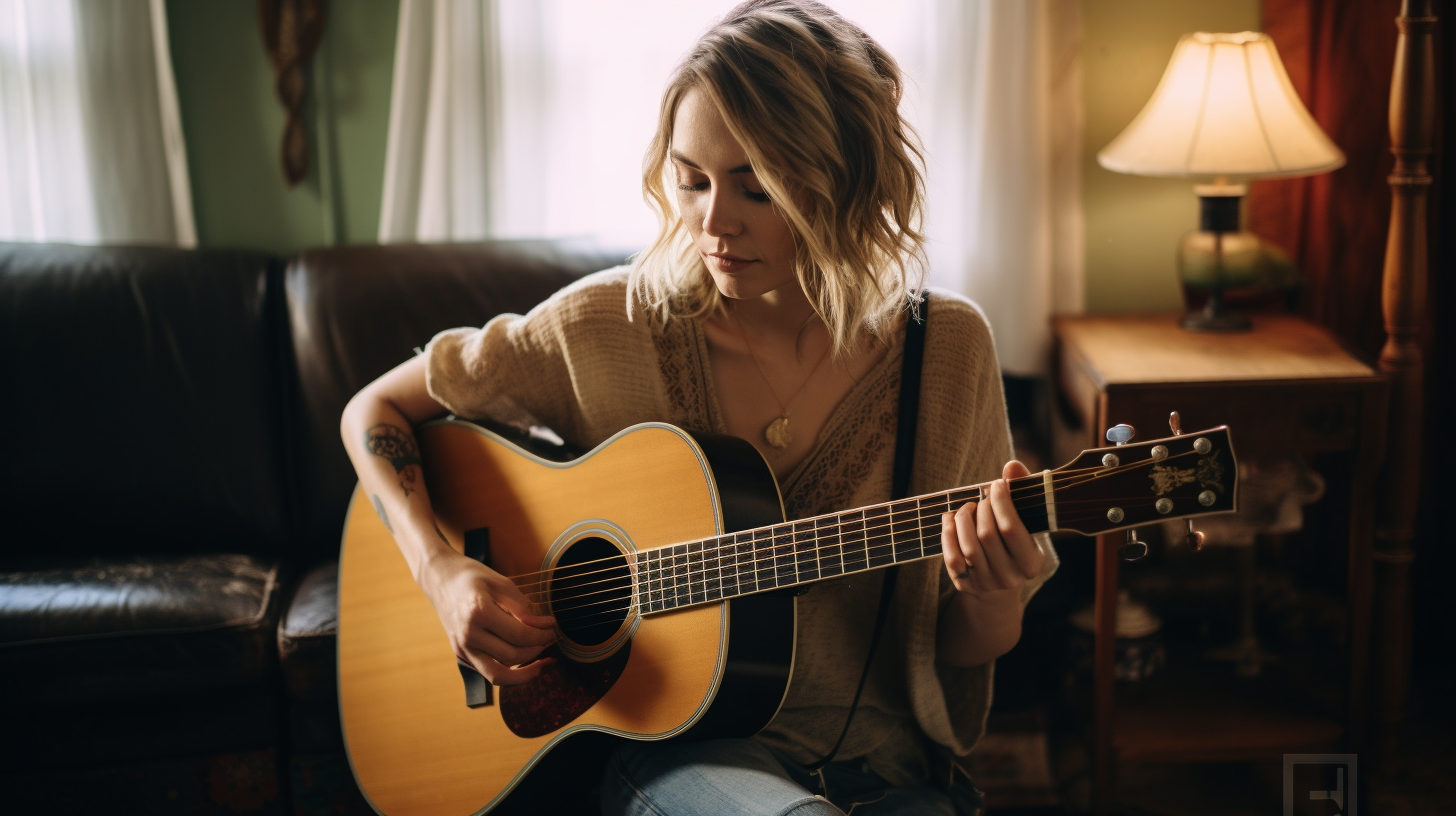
<box><xmin>633</xmin><ymin>477</ymin><xmax>1050</xmax><ymax>614</ymax></box>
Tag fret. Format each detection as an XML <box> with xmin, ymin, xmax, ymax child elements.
<box><xmin>951</xmin><ymin>487</ymin><xmax>982</xmax><ymax>507</ymax></box>
<box><xmin>918</xmin><ymin>497</ymin><xmax>941</xmax><ymax>558</ymax></box>
<box><xmin>703</xmin><ymin>538</ymin><xmax>725</xmax><ymax>602</ymax></box>
<box><xmin>864</xmin><ymin>505</ymin><xmax>894</xmax><ymax>568</ymax></box>
<box><xmin>742</xmin><ymin>532</ymin><xmax>760</xmax><ymax>596</ymax></box>
<box><xmin>792</xmin><ymin>521</ymin><xmax>819</xmax><ymax>584</ymax></box>
<box><xmin>633</xmin><ymin>550</ymin><xmax>648</xmax><ymax>611</ymax></box>
<box><xmin>753</xmin><ymin>528</ymin><xmax>777</xmax><ymax>589</ymax></box>
<box><xmin>686</xmin><ymin>540</ymin><xmax>707</xmax><ymax>605</ymax></box>
<box><xmin>816</xmin><ymin>514</ymin><xmax>845</xmax><ymax>578</ymax></box>
<box><xmin>640</xmin><ymin>547</ymin><xmax>658</xmax><ymax>612</ymax></box>
<box><xmin>1009</xmin><ymin>474</ymin><xmax>1051</xmax><ymax>536</ymax></box>
<box><xmin>840</xmin><ymin>509</ymin><xmax>869</xmax><ymax>574</ymax></box>
<box><xmin>891</xmin><ymin>499</ymin><xmax>922</xmax><ymax>562</ymax></box>
<box><xmin>670</xmin><ymin>543</ymin><xmax>690</xmax><ymax>609</ymax></box>
<box><xmin>641</xmin><ymin>550</ymin><xmax>659</xmax><ymax>613</ymax></box>
<box><xmin>716</xmin><ymin>535</ymin><xmax>740</xmax><ymax>599</ymax></box>
<box><xmin>722</xmin><ymin>532</ymin><xmax>746</xmax><ymax>598</ymax></box>
<box><xmin>771</xmin><ymin>529</ymin><xmax>796</xmax><ymax>588</ymax></box>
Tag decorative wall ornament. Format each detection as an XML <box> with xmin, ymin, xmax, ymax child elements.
<box><xmin>259</xmin><ymin>0</ymin><xmax>326</xmax><ymax>187</ymax></box>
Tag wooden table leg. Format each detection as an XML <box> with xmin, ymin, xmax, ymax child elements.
<box><xmin>1093</xmin><ymin>532</ymin><xmax>1120</xmax><ymax>815</ymax></box>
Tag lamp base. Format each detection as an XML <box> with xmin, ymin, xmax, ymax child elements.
<box><xmin>1181</xmin><ymin>310</ymin><xmax>1252</xmax><ymax>331</ymax></box>
<box><xmin>1180</xmin><ymin>289</ymin><xmax>1252</xmax><ymax>331</ymax></box>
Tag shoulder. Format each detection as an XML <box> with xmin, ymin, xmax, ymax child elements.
<box><xmin>504</xmin><ymin>264</ymin><xmax>666</xmax><ymax>342</ymax></box>
<box><xmin>532</xmin><ymin>265</ymin><xmax>635</xmax><ymax>321</ymax></box>
<box><xmin>922</xmin><ymin>289</ymin><xmax>998</xmax><ymax>364</ymax></box>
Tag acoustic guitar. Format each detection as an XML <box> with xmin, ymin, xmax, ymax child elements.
<box><xmin>338</xmin><ymin>418</ymin><xmax>1237</xmax><ymax>815</ymax></box>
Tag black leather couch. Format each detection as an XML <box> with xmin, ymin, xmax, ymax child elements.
<box><xmin>0</xmin><ymin>239</ymin><xmax>628</xmax><ymax>815</ymax></box>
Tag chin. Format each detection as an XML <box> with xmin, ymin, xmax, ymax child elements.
<box><xmin>708</xmin><ymin>269</ymin><xmax>798</xmax><ymax>303</ymax></box>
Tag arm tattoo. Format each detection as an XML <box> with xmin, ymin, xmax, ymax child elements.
<box><xmin>370</xmin><ymin>494</ymin><xmax>394</xmax><ymax>533</ymax></box>
<box><xmin>365</xmin><ymin>423</ymin><xmax>423</xmax><ymax>497</ymax></box>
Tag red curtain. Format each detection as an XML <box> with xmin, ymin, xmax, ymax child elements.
<box><xmin>1247</xmin><ymin>0</ymin><xmax>1402</xmax><ymax>359</ymax></box>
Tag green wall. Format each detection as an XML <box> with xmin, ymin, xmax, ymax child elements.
<box><xmin>1080</xmin><ymin>0</ymin><xmax>1262</xmax><ymax>313</ymax></box>
<box><xmin>166</xmin><ymin>0</ymin><xmax>398</xmax><ymax>253</ymax></box>
<box><xmin>163</xmin><ymin>0</ymin><xmax>1262</xmax><ymax>299</ymax></box>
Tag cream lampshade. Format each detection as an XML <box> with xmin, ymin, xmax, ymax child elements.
<box><xmin>1098</xmin><ymin>32</ymin><xmax>1345</xmax><ymax>330</ymax></box>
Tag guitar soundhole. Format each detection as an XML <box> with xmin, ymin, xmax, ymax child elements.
<box><xmin>551</xmin><ymin>536</ymin><xmax>632</xmax><ymax>648</ymax></box>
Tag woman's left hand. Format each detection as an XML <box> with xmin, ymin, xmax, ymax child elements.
<box><xmin>940</xmin><ymin>460</ymin><xmax>1045</xmax><ymax>597</ymax></box>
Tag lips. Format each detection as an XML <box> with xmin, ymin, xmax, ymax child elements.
<box><xmin>704</xmin><ymin>251</ymin><xmax>754</xmax><ymax>273</ymax></box>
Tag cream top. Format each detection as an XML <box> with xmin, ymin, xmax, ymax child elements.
<box><xmin>425</xmin><ymin>268</ymin><xmax>1057</xmax><ymax>784</ymax></box>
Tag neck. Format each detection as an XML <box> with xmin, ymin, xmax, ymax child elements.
<box><xmin>724</xmin><ymin>281</ymin><xmax>818</xmax><ymax>346</ymax></box>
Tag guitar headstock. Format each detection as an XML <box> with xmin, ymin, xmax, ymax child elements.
<box><xmin>1049</xmin><ymin>425</ymin><xmax>1238</xmax><ymax>537</ymax></box>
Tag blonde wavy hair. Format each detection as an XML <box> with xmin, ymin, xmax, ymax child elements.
<box><xmin>629</xmin><ymin>0</ymin><xmax>927</xmax><ymax>356</ymax></box>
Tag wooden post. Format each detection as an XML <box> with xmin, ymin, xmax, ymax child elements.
<box><xmin>1092</xmin><ymin>532</ymin><xmax>1119</xmax><ymax>815</ymax></box>
<box><xmin>1373</xmin><ymin>0</ymin><xmax>1435</xmax><ymax>742</ymax></box>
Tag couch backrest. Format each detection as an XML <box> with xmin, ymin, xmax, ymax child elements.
<box><xmin>283</xmin><ymin>240</ymin><xmax>631</xmax><ymax>563</ymax></box>
<box><xmin>0</xmin><ymin>243</ymin><xmax>293</xmax><ymax>558</ymax></box>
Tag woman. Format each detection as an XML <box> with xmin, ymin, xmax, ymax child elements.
<box><xmin>341</xmin><ymin>2</ymin><xmax>1055</xmax><ymax>813</ymax></box>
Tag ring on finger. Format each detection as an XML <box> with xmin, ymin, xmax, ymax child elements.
<box><xmin>956</xmin><ymin>564</ymin><xmax>973</xmax><ymax>579</ymax></box>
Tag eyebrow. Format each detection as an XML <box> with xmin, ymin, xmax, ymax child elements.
<box><xmin>670</xmin><ymin>150</ymin><xmax>753</xmax><ymax>175</ymax></box>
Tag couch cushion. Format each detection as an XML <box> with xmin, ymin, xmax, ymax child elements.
<box><xmin>284</xmin><ymin>240</ymin><xmax>631</xmax><ymax>562</ymax></box>
<box><xmin>0</xmin><ymin>243</ymin><xmax>292</xmax><ymax>557</ymax></box>
<box><xmin>0</xmin><ymin>553</ymin><xmax>282</xmax><ymax>702</ymax></box>
<box><xmin>277</xmin><ymin>559</ymin><xmax>339</xmax><ymax>703</ymax></box>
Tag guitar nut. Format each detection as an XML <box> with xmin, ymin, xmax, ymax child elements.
<box><xmin>1198</xmin><ymin>490</ymin><xmax>1216</xmax><ymax>506</ymax></box>
<box><xmin>1107</xmin><ymin>507</ymin><xmax>1125</xmax><ymax>523</ymax></box>
<box><xmin>1102</xmin><ymin>453</ymin><xmax>1119</xmax><ymax>468</ymax></box>
<box><xmin>1156</xmin><ymin>498</ymin><xmax>1173</xmax><ymax>514</ymax></box>
<box><xmin>1151</xmin><ymin>445</ymin><xmax>1168</xmax><ymax>460</ymax></box>
<box><xmin>1194</xmin><ymin>437</ymin><xmax>1212</xmax><ymax>454</ymax></box>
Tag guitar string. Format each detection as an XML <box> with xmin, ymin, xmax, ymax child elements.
<box><xmin>525</xmin><ymin>475</ymin><xmax>1218</xmax><ymax>616</ymax></box>
<box><xmin>541</xmin><ymin>493</ymin><xmax>975</xmax><ymax>617</ymax></box>
<box><xmin>507</xmin><ymin>447</ymin><xmax>1216</xmax><ymax>604</ymax></box>
<box><xmin>502</xmin><ymin>448</ymin><xmax>1206</xmax><ymax>591</ymax></box>
<box><xmin>543</xmin><ymin>496</ymin><xmax>1215</xmax><ymax>624</ymax></box>
<box><xmin>510</xmin><ymin>449</ymin><xmax>1218</xmax><ymax>616</ymax></box>
<box><xmin>537</xmin><ymin>496</ymin><xmax>1202</xmax><ymax>622</ymax></box>
<box><xmin>550</xmin><ymin>501</ymin><xmax>958</xmax><ymax>623</ymax></box>
<box><xmin>545</xmin><ymin>490</ymin><xmax>1212</xmax><ymax>626</ymax></box>
<box><xmin>538</xmin><ymin>475</ymin><xmax>1220</xmax><ymax>623</ymax></box>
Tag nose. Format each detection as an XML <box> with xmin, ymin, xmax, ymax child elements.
<box><xmin>700</xmin><ymin>186</ymin><xmax>742</xmax><ymax>239</ymax></box>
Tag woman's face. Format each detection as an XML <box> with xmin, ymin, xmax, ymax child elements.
<box><xmin>671</xmin><ymin>87</ymin><xmax>799</xmax><ymax>302</ymax></box>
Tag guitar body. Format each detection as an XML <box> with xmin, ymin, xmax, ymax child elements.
<box><xmin>338</xmin><ymin>420</ymin><xmax>792</xmax><ymax>816</ymax></box>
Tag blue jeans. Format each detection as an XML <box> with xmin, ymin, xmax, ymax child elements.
<box><xmin>600</xmin><ymin>737</ymin><xmax>981</xmax><ymax>816</ymax></box>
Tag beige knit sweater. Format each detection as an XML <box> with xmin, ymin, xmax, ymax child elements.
<box><xmin>425</xmin><ymin>268</ymin><xmax>1057</xmax><ymax>786</ymax></box>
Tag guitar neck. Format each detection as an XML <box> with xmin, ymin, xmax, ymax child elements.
<box><xmin>634</xmin><ymin>475</ymin><xmax>1050</xmax><ymax>614</ymax></box>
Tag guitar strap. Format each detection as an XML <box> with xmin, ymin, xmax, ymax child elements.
<box><xmin>806</xmin><ymin>294</ymin><xmax>926</xmax><ymax>774</ymax></box>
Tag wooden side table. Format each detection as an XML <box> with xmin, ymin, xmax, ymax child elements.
<box><xmin>1053</xmin><ymin>313</ymin><xmax>1386</xmax><ymax>814</ymax></box>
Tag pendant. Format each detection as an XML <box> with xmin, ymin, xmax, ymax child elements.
<box><xmin>764</xmin><ymin>415</ymin><xmax>792</xmax><ymax>449</ymax></box>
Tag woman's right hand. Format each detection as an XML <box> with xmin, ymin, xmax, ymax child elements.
<box><xmin>417</xmin><ymin>547</ymin><xmax>559</xmax><ymax>685</ymax></box>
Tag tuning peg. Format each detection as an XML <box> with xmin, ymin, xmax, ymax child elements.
<box><xmin>1184</xmin><ymin>519</ymin><xmax>1206</xmax><ymax>551</ymax></box>
<box><xmin>1119</xmin><ymin>529</ymin><xmax>1149</xmax><ymax>561</ymax></box>
<box><xmin>1169</xmin><ymin>411</ymin><xmax>1183</xmax><ymax>436</ymax></box>
<box><xmin>1105</xmin><ymin>424</ymin><xmax>1136</xmax><ymax>446</ymax></box>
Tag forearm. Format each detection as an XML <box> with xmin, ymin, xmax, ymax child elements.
<box><xmin>340</xmin><ymin>356</ymin><xmax>454</xmax><ymax>587</ymax></box>
<box><xmin>936</xmin><ymin>587</ymin><xmax>1025</xmax><ymax>667</ymax></box>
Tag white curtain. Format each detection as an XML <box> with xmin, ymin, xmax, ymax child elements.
<box><xmin>922</xmin><ymin>0</ymin><xmax>1083</xmax><ymax>375</ymax></box>
<box><xmin>377</xmin><ymin>0</ymin><xmax>499</xmax><ymax>243</ymax></box>
<box><xmin>379</xmin><ymin>0</ymin><xmax>711</xmax><ymax>246</ymax></box>
<box><xmin>0</xmin><ymin>0</ymin><xmax>195</xmax><ymax>246</ymax></box>
<box><xmin>378</xmin><ymin>0</ymin><xmax>1083</xmax><ymax>372</ymax></box>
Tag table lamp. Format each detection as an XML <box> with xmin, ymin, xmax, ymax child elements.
<box><xmin>1098</xmin><ymin>32</ymin><xmax>1345</xmax><ymax>330</ymax></box>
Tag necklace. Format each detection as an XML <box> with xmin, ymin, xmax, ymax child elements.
<box><xmin>728</xmin><ymin>308</ymin><xmax>832</xmax><ymax>450</ymax></box>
